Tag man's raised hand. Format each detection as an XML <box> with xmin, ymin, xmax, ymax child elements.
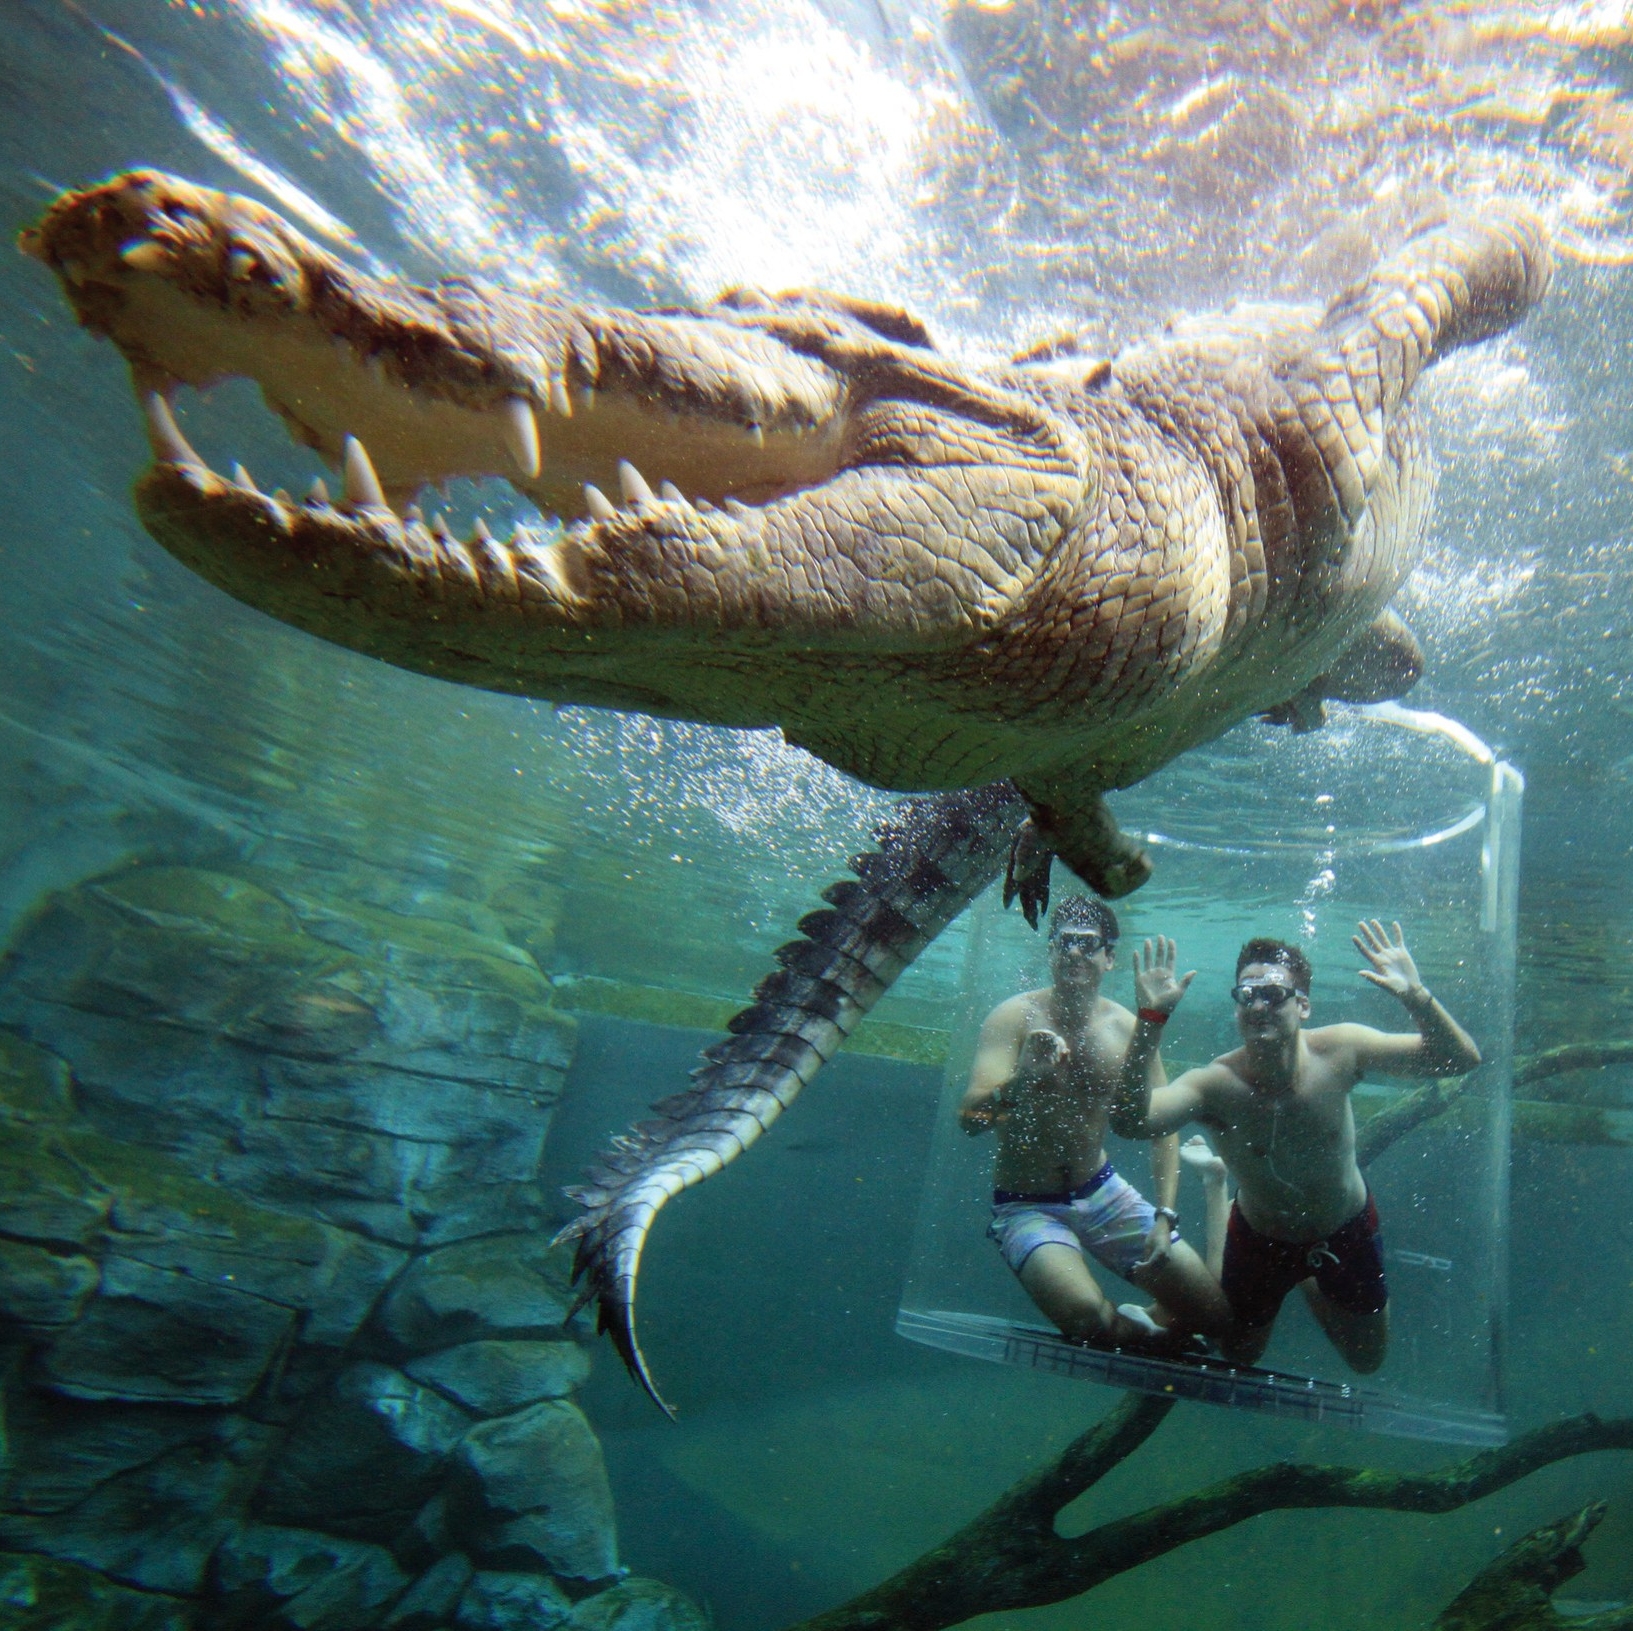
<box><xmin>1133</xmin><ymin>937</ymin><xmax>1195</xmax><ymax>1017</ymax></box>
<box><xmin>1353</xmin><ymin>919</ymin><xmax>1426</xmax><ymax>1001</ymax></box>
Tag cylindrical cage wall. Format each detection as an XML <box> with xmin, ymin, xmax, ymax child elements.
<box><xmin>897</xmin><ymin>708</ymin><xmax>1520</xmax><ymax>1445</ymax></box>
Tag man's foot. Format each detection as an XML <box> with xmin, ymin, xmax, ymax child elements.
<box><xmin>1114</xmin><ymin>1302</ymin><xmax>1164</xmax><ymax>1342</ymax></box>
<box><xmin>1180</xmin><ymin>1135</ymin><xmax>1228</xmax><ymax>1185</ymax></box>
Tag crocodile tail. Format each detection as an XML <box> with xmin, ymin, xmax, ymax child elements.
<box><xmin>553</xmin><ymin>781</ymin><xmax>1029</xmax><ymax>1416</ymax></box>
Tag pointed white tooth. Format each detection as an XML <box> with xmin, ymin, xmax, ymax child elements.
<box><xmin>342</xmin><ymin>436</ymin><xmax>388</xmax><ymax>511</ymax></box>
<box><xmin>572</xmin><ymin>385</ymin><xmax>596</xmax><ymax>415</ymax></box>
<box><xmin>430</xmin><ymin>512</ymin><xmax>451</xmax><ymax>538</ymax></box>
<box><xmin>550</xmin><ymin>377</ymin><xmax>573</xmax><ymax>419</ymax></box>
<box><xmin>306</xmin><ymin>478</ymin><xmax>330</xmax><ymax>506</ymax></box>
<box><xmin>584</xmin><ymin>485</ymin><xmax>618</xmax><ymax>523</ymax></box>
<box><xmin>231</xmin><ymin>462</ymin><xmax>259</xmax><ymax>492</ymax></box>
<box><xmin>618</xmin><ymin>461</ymin><xmax>655</xmax><ymax>506</ymax></box>
<box><xmin>659</xmin><ymin>480</ymin><xmax>687</xmax><ymax>506</ymax></box>
<box><xmin>499</xmin><ymin>396</ymin><xmax>541</xmax><ymax>478</ymax></box>
<box><xmin>746</xmin><ymin>422</ymin><xmax>765</xmax><ymax>448</ymax></box>
<box><xmin>141</xmin><ymin>392</ymin><xmax>205</xmax><ymax>469</ymax></box>
<box><xmin>405</xmin><ymin>504</ymin><xmax>424</xmax><ymax>525</ymax></box>
<box><xmin>472</xmin><ymin>515</ymin><xmax>494</xmax><ymax>543</ymax></box>
<box><xmin>121</xmin><ymin>241</ymin><xmax>170</xmax><ymax>275</ymax></box>
<box><xmin>271</xmin><ymin>488</ymin><xmax>293</xmax><ymax>508</ymax></box>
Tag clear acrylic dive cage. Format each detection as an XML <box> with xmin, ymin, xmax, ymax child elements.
<box><xmin>898</xmin><ymin>705</ymin><xmax>1521</xmax><ymax>1446</ymax></box>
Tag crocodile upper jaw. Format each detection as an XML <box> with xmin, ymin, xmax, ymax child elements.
<box><xmin>22</xmin><ymin>170</ymin><xmax>853</xmax><ymax>519</ymax></box>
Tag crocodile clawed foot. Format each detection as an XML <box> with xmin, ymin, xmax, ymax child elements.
<box><xmin>1002</xmin><ymin>818</ymin><xmax>1054</xmax><ymax>929</ymax></box>
<box><xmin>1025</xmin><ymin>791</ymin><xmax>1152</xmax><ymax>902</ymax></box>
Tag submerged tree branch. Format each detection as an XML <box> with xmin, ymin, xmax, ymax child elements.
<box><xmin>1355</xmin><ymin>1040</ymin><xmax>1633</xmax><ymax>1165</ymax></box>
<box><xmin>1355</xmin><ymin>1068</ymin><xmax>1482</xmax><ymax>1165</ymax></box>
<box><xmin>1433</xmin><ymin>1502</ymin><xmax>1633</xmax><ymax>1630</ymax></box>
<box><xmin>785</xmin><ymin>1412</ymin><xmax>1633</xmax><ymax>1631</ymax></box>
<box><xmin>1516</xmin><ymin>1041</ymin><xmax>1633</xmax><ymax>1094</ymax></box>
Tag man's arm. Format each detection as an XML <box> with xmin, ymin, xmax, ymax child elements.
<box><xmin>960</xmin><ymin>999</ymin><xmax>1070</xmax><ymax>1134</ymax></box>
<box><xmin>1135</xmin><ymin>1055</ymin><xmax>1182</xmax><ymax>1271</ymax></box>
<box><xmin>1110</xmin><ymin>936</ymin><xmax>1208</xmax><ymax>1138</ymax></box>
<box><xmin>959</xmin><ymin>1002</ymin><xmax>1023</xmax><ymax>1135</ymax></box>
<box><xmin>1150</xmin><ymin>1134</ymin><xmax>1180</xmax><ymax>1214</ymax></box>
<box><xmin>1347</xmin><ymin>919</ymin><xmax>1483</xmax><ymax>1078</ymax></box>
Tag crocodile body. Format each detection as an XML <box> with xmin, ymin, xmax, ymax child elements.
<box><xmin>24</xmin><ymin>173</ymin><xmax>1549</xmax><ymax>1409</ymax></box>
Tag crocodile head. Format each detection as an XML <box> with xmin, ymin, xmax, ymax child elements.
<box><xmin>23</xmin><ymin>170</ymin><xmax>1076</xmax><ymax>727</ymax></box>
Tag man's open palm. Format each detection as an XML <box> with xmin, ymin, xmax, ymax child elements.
<box><xmin>1133</xmin><ymin>937</ymin><xmax>1195</xmax><ymax>1015</ymax></box>
<box><xmin>1353</xmin><ymin>919</ymin><xmax>1421</xmax><ymax>996</ymax></box>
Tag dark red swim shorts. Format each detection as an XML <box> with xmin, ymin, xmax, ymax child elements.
<box><xmin>1220</xmin><ymin>1192</ymin><xmax>1388</xmax><ymax>1330</ymax></box>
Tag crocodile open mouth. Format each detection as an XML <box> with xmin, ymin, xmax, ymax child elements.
<box><xmin>21</xmin><ymin>168</ymin><xmax>855</xmax><ymax>576</ymax></box>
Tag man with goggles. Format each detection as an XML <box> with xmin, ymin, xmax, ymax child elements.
<box><xmin>960</xmin><ymin>896</ymin><xmax>1235</xmax><ymax>1350</ymax></box>
<box><xmin>1112</xmin><ymin>922</ymin><xmax>1481</xmax><ymax>1373</ymax></box>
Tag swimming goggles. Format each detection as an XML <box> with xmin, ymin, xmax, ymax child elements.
<box><xmin>1231</xmin><ymin>981</ymin><xmax>1298</xmax><ymax>1008</ymax></box>
<box><xmin>1053</xmin><ymin>929</ymin><xmax>1110</xmax><ymax>955</ymax></box>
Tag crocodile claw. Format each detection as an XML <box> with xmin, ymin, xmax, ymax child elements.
<box><xmin>1003</xmin><ymin>819</ymin><xmax>1054</xmax><ymax>929</ymax></box>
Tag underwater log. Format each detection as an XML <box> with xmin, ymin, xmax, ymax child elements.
<box><xmin>783</xmin><ymin>1409</ymin><xmax>1633</xmax><ymax>1631</ymax></box>
<box><xmin>1432</xmin><ymin>1502</ymin><xmax>1633</xmax><ymax>1630</ymax></box>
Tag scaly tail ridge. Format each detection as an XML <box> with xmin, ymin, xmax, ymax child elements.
<box><xmin>554</xmin><ymin>782</ymin><xmax>1029</xmax><ymax>1415</ymax></box>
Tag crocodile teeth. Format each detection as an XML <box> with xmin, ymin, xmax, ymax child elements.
<box><xmin>746</xmin><ymin>422</ymin><xmax>765</xmax><ymax>448</ymax></box>
<box><xmin>231</xmin><ymin>462</ymin><xmax>259</xmax><ymax>493</ymax></box>
<box><xmin>618</xmin><ymin>461</ymin><xmax>655</xmax><ymax>506</ymax></box>
<box><xmin>404</xmin><ymin>504</ymin><xmax>424</xmax><ymax>525</ymax></box>
<box><xmin>550</xmin><ymin>377</ymin><xmax>573</xmax><ymax>419</ymax></box>
<box><xmin>500</xmin><ymin>396</ymin><xmax>541</xmax><ymax>478</ymax></box>
<box><xmin>471</xmin><ymin>515</ymin><xmax>494</xmax><ymax>543</ymax></box>
<box><xmin>121</xmin><ymin>241</ymin><xmax>170</xmax><ymax>275</ymax></box>
<box><xmin>306</xmin><ymin>477</ymin><xmax>330</xmax><ymax>506</ymax></box>
<box><xmin>584</xmin><ymin>484</ymin><xmax>618</xmax><ymax>523</ymax></box>
<box><xmin>141</xmin><ymin>392</ymin><xmax>204</xmax><ymax>469</ymax></box>
<box><xmin>659</xmin><ymin>480</ymin><xmax>687</xmax><ymax>506</ymax></box>
<box><xmin>342</xmin><ymin>436</ymin><xmax>389</xmax><ymax>512</ymax></box>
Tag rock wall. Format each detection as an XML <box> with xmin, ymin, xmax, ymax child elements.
<box><xmin>0</xmin><ymin>865</ymin><xmax>706</xmax><ymax>1631</ymax></box>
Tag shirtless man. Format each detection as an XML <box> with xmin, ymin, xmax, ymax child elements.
<box><xmin>1112</xmin><ymin>922</ymin><xmax>1482</xmax><ymax>1373</ymax></box>
<box><xmin>960</xmin><ymin>896</ymin><xmax>1234</xmax><ymax>1349</ymax></box>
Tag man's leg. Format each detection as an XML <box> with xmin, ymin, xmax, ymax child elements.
<box><xmin>1214</xmin><ymin>1200</ymin><xmax>1295</xmax><ymax>1365</ymax></box>
<box><xmin>1180</xmin><ymin>1136</ymin><xmax>1230</xmax><ymax>1279</ymax></box>
<box><xmin>1018</xmin><ymin>1243</ymin><xmax>1157</xmax><ymax>1346</ymax></box>
<box><xmin>1302</xmin><ymin>1284</ymin><xmax>1389</xmax><ymax>1373</ymax></box>
<box><xmin>1304</xmin><ymin>1193</ymin><xmax>1390</xmax><ymax>1373</ymax></box>
<box><xmin>1130</xmin><ymin>1239</ymin><xmax>1235</xmax><ymax>1339</ymax></box>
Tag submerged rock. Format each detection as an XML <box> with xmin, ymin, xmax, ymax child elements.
<box><xmin>212</xmin><ymin>1523</ymin><xmax>410</xmax><ymax>1630</ymax></box>
<box><xmin>382</xmin><ymin>1552</ymin><xmax>475</xmax><ymax>1630</ymax></box>
<box><xmin>0</xmin><ymin>1413</ymin><xmax>275</xmax><ymax>1594</ymax></box>
<box><xmin>0</xmin><ymin>1236</ymin><xmax>98</xmax><ymax>1326</ymax></box>
<box><xmin>405</xmin><ymin>1340</ymin><xmax>591</xmax><ymax>1416</ymax></box>
<box><xmin>454</xmin><ymin>1569</ymin><xmax>573</xmax><ymax>1631</ymax></box>
<box><xmin>0</xmin><ymin>863</ymin><xmax>664</xmax><ymax>1624</ymax></box>
<box><xmin>447</xmin><ymin>1401</ymin><xmax>618</xmax><ymax>1585</ymax></box>
<box><xmin>37</xmin><ymin>1255</ymin><xmax>297</xmax><ymax>1407</ymax></box>
<box><xmin>0</xmin><ymin>1549</ymin><xmax>193</xmax><ymax>1630</ymax></box>
<box><xmin>378</xmin><ymin>1234</ymin><xmax>574</xmax><ymax>1352</ymax></box>
<box><xmin>572</xmin><ymin>1578</ymin><xmax>711</xmax><ymax>1631</ymax></box>
<box><xmin>254</xmin><ymin>1362</ymin><xmax>472</xmax><ymax>1543</ymax></box>
<box><xmin>0</xmin><ymin>866</ymin><xmax>575</xmax><ymax>1245</ymax></box>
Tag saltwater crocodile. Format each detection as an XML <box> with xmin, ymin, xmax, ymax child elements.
<box><xmin>24</xmin><ymin>172</ymin><xmax>1549</xmax><ymax>1411</ymax></box>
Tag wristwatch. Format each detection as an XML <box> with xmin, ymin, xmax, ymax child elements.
<box><xmin>1153</xmin><ymin>1207</ymin><xmax>1179</xmax><ymax>1228</ymax></box>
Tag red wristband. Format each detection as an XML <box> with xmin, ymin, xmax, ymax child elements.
<box><xmin>1138</xmin><ymin>1008</ymin><xmax>1169</xmax><ymax>1026</ymax></box>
